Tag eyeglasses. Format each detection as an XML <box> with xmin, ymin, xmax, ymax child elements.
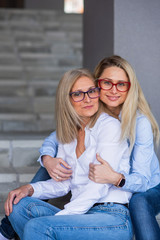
<box><xmin>98</xmin><ymin>79</ymin><xmax>131</xmax><ymax>92</ymax></box>
<box><xmin>70</xmin><ymin>87</ymin><xmax>100</xmax><ymax>102</ymax></box>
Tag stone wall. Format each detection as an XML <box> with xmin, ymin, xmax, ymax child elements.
<box><xmin>0</xmin><ymin>8</ymin><xmax>82</xmax><ymax>135</ymax></box>
<box><xmin>0</xmin><ymin>7</ymin><xmax>82</xmax><ymax>219</ymax></box>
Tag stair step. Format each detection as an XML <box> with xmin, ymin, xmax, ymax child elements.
<box><xmin>0</xmin><ymin>113</ymin><xmax>36</xmax><ymax>121</ymax></box>
<box><xmin>0</xmin><ymin>80</ymin><xmax>58</xmax><ymax>97</ymax></box>
<box><xmin>24</xmin><ymin>67</ymin><xmax>71</xmax><ymax>81</ymax></box>
<box><xmin>0</xmin><ymin>67</ymin><xmax>23</xmax><ymax>79</ymax></box>
<box><xmin>0</xmin><ymin>167</ymin><xmax>40</xmax><ymax>214</ymax></box>
<box><xmin>0</xmin><ymin>95</ymin><xmax>55</xmax><ymax>111</ymax></box>
<box><xmin>0</xmin><ymin>44</ymin><xmax>14</xmax><ymax>53</ymax></box>
<box><xmin>0</xmin><ymin>96</ymin><xmax>33</xmax><ymax>113</ymax></box>
<box><xmin>0</xmin><ymin>139</ymin><xmax>43</xmax><ymax>167</ymax></box>
<box><xmin>0</xmin><ymin>82</ymin><xmax>27</xmax><ymax>97</ymax></box>
<box><xmin>0</xmin><ymin>167</ymin><xmax>40</xmax><ymax>183</ymax></box>
<box><xmin>17</xmin><ymin>42</ymin><xmax>52</xmax><ymax>53</ymax></box>
<box><xmin>0</xmin><ymin>8</ymin><xmax>82</xmax><ymax>134</ymax></box>
<box><xmin>0</xmin><ymin>113</ymin><xmax>55</xmax><ymax>133</ymax></box>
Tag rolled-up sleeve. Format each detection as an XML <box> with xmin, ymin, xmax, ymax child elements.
<box><xmin>122</xmin><ymin>116</ymin><xmax>155</xmax><ymax>192</ymax></box>
<box><xmin>37</xmin><ymin>131</ymin><xmax>59</xmax><ymax>166</ymax></box>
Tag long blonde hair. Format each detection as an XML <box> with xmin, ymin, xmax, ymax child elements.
<box><xmin>55</xmin><ymin>68</ymin><xmax>102</xmax><ymax>144</ymax></box>
<box><xmin>94</xmin><ymin>55</ymin><xmax>159</xmax><ymax>150</ymax></box>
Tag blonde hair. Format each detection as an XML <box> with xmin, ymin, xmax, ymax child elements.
<box><xmin>55</xmin><ymin>68</ymin><xmax>102</xmax><ymax>144</ymax></box>
<box><xmin>94</xmin><ymin>55</ymin><xmax>159</xmax><ymax>150</ymax></box>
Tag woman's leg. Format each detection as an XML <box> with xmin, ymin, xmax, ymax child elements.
<box><xmin>30</xmin><ymin>166</ymin><xmax>51</xmax><ymax>183</ymax></box>
<box><xmin>129</xmin><ymin>183</ymin><xmax>160</xmax><ymax>240</ymax></box>
<box><xmin>0</xmin><ymin>167</ymin><xmax>50</xmax><ymax>239</ymax></box>
<box><xmin>0</xmin><ymin>217</ymin><xmax>15</xmax><ymax>240</ymax></box>
<box><xmin>23</xmin><ymin>203</ymin><xmax>133</xmax><ymax>240</ymax></box>
<box><xmin>8</xmin><ymin>196</ymin><xmax>60</xmax><ymax>239</ymax></box>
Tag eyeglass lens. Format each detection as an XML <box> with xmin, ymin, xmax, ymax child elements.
<box><xmin>99</xmin><ymin>79</ymin><xmax>130</xmax><ymax>92</ymax></box>
<box><xmin>70</xmin><ymin>88</ymin><xmax>100</xmax><ymax>102</ymax></box>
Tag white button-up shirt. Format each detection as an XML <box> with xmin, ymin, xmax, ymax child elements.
<box><xmin>31</xmin><ymin>113</ymin><xmax>132</xmax><ymax>215</ymax></box>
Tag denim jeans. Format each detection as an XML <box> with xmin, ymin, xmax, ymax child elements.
<box><xmin>8</xmin><ymin>197</ymin><xmax>133</xmax><ymax>240</ymax></box>
<box><xmin>129</xmin><ymin>183</ymin><xmax>160</xmax><ymax>240</ymax></box>
<box><xmin>0</xmin><ymin>167</ymin><xmax>50</xmax><ymax>239</ymax></box>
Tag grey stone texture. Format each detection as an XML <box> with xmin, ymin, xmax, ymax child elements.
<box><xmin>0</xmin><ymin>8</ymin><xmax>82</xmax><ymax>134</ymax></box>
<box><xmin>0</xmin><ymin>139</ymin><xmax>43</xmax><ymax>215</ymax></box>
<box><xmin>0</xmin><ymin>8</ymin><xmax>82</xmax><ymax>218</ymax></box>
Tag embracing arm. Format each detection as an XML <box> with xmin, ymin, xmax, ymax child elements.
<box><xmin>89</xmin><ymin>115</ymin><xmax>158</xmax><ymax>192</ymax></box>
<box><xmin>122</xmin><ymin>116</ymin><xmax>158</xmax><ymax>192</ymax></box>
<box><xmin>31</xmin><ymin>143</ymin><xmax>71</xmax><ymax>199</ymax></box>
<box><xmin>89</xmin><ymin>153</ymin><xmax>122</xmax><ymax>185</ymax></box>
<box><xmin>38</xmin><ymin>131</ymin><xmax>72</xmax><ymax>181</ymax></box>
<box><xmin>38</xmin><ymin>131</ymin><xmax>58</xmax><ymax>160</ymax></box>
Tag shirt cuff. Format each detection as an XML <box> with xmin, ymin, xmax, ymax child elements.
<box><xmin>30</xmin><ymin>183</ymin><xmax>42</xmax><ymax>198</ymax></box>
<box><xmin>37</xmin><ymin>153</ymin><xmax>55</xmax><ymax>167</ymax></box>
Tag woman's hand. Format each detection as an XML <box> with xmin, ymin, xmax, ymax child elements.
<box><xmin>89</xmin><ymin>153</ymin><xmax>121</xmax><ymax>184</ymax></box>
<box><xmin>4</xmin><ymin>184</ymin><xmax>34</xmax><ymax>216</ymax></box>
<box><xmin>42</xmin><ymin>155</ymin><xmax>72</xmax><ymax>181</ymax></box>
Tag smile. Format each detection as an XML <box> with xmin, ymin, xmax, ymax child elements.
<box><xmin>107</xmin><ymin>95</ymin><xmax>120</xmax><ymax>101</ymax></box>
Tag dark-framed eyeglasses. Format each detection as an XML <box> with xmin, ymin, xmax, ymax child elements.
<box><xmin>98</xmin><ymin>79</ymin><xmax>131</xmax><ymax>92</ymax></box>
<box><xmin>70</xmin><ymin>87</ymin><xmax>100</xmax><ymax>102</ymax></box>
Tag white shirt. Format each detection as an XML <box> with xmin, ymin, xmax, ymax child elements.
<box><xmin>31</xmin><ymin>113</ymin><xmax>132</xmax><ymax>215</ymax></box>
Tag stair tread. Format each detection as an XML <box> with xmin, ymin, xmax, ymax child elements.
<box><xmin>0</xmin><ymin>8</ymin><xmax>82</xmax><ymax>134</ymax></box>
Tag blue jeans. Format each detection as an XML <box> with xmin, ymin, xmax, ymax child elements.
<box><xmin>8</xmin><ymin>197</ymin><xmax>133</xmax><ymax>240</ymax></box>
<box><xmin>129</xmin><ymin>183</ymin><xmax>160</xmax><ymax>240</ymax></box>
<box><xmin>0</xmin><ymin>167</ymin><xmax>50</xmax><ymax>239</ymax></box>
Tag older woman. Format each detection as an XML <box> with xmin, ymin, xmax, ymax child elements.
<box><xmin>4</xmin><ymin>68</ymin><xmax>132</xmax><ymax>240</ymax></box>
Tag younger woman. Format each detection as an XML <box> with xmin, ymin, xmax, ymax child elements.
<box><xmin>89</xmin><ymin>55</ymin><xmax>160</xmax><ymax>240</ymax></box>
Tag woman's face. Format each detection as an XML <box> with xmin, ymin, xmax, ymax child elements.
<box><xmin>70</xmin><ymin>76</ymin><xmax>99</xmax><ymax>124</ymax></box>
<box><xmin>99</xmin><ymin>66</ymin><xmax>129</xmax><ymax>115</ymax></box>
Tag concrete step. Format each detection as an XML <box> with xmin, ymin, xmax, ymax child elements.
<box><xmin>0</xmin><ymin>167</ymin><xmax>40</xmax><ymax>184</ymax></box>
<box><xmin>0</xmin><ymin>66</ymin><xmax>23</xmax><ymax>79</ymax></box>
<box><xmin>0</xmin><ymin>113</ymin><xmax>55</xmax><ymax>133</ymax></box>
<box><xmin>0</xmin><ymin>80</ymin><xmax>58</xmax><ymax>97</ymax></box>
<box><xmin>0</xmin><ymin>134</ymin><xmax>44</xmax><ymax>215</ymax></box>
<box><xmin>0</xmin><ymin>65</ymin><xmax>73</xmax><ymax>80</ymax></box>
<box><xmin>0</xmin><ymin>80</ymin><xmax>27</xmax><ymax>97</ymax></box>
<box><xmin>0</xmin><ymin>54</ymin><xmax>20</xmax><ymax>65</ymax></box>
<box><xmin>0</xmin><ymin>43</ymin><xmax>15</xmax><ymax>53</ymax></box>
<box><xmin>0</xmin><ymin>167</ymin><xmax>40</xmax><ymax>215</ymax></box>
<box><xmin>0</xmin><ymin>135</ymin><xmax>45</xmax><ymax>214</ymax></box>
<box><xmin>0</xmin><ymin>96</ymin><xmax>55</xmax><ymax>113</ymax></box>
<box><xmin>0</xmin><ymin>8</ymin><xmax>82</xmax><ymax>135</ymax></box>
<box><xmin>0</xmin><ymin>138</ymin><xmax>43</xmax><ymax>167</ymax></box>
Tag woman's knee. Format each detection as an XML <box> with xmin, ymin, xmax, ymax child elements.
<box><xmin>129</xmin><ymin>193</ymin><xmax>149</xmax><ymax>213</ymax></box>
<box><xmin>130</xmin><ymin>192</ymin><xmax>148</xmax><ymax>205</ymax></box>
<box><xmin>9</xmin><ymin>198</ymin><xmax>25</xmax><ymax>217</ymax></box>
<box><xmin>9</xmin><ymin>197</ymin><xmax>33</xmax><ymax>223</ymax></box>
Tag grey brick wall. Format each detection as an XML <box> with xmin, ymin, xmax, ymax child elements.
<box><xmin>0</xmin><ymin>9</ymin><xmax>82</xmax><ymax>134</ymax></box>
